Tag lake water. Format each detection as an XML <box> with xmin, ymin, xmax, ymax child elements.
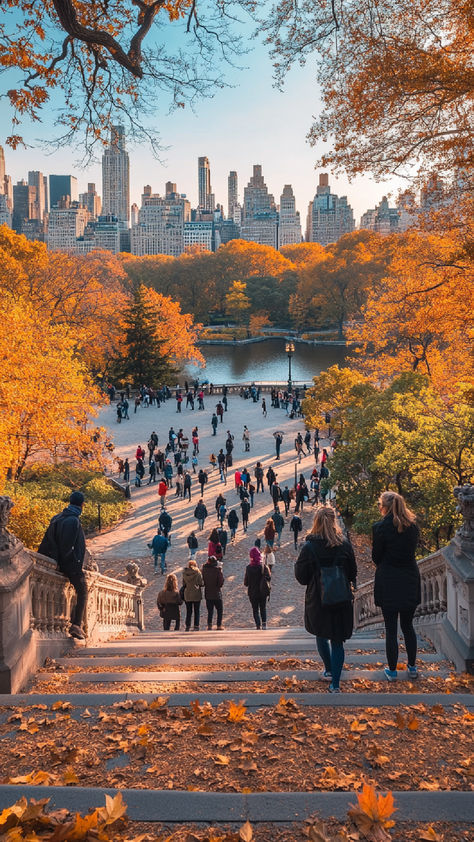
<box><xmin>184</xmin><ymin>339</ymin><xmax>347</xmax><ymax>385</ymax></box>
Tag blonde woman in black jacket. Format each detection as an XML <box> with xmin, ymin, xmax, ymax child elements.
<box><xmin>372</xmin><ymin>491</ymin><xmax>420</xmax><ymax>681</ymax></box>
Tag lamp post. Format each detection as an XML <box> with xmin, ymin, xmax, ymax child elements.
<box><xmin>285</xmin><ymin>341</ymin><xmax>295</xmax><ymax>393</ymax></box>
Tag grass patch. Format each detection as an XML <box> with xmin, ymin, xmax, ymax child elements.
<box><xmin>6</xmin><ymin>463</ymin><xmax>128</xmax><ymax>550</ymax></box>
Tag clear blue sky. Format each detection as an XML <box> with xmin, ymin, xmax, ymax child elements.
<box><xmin>0</xmin><ymin>13</ymin><xmax>404</xmax><ymax>224</ymax></box>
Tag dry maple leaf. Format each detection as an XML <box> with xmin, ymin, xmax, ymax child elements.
<box><xmin>214</xmin><ymin>755</ymin><xmax>230</xmax><ymax>766</ymax></box>
<box><xmin>51</xmin><ymin>701</ymin><xmax>72</xmax><ymax>711</ymax></box>
<box><xmin>306</xmin><ymin>819</ymin><xmax>335</xmax><ymax>841</ymax></box>
<box><xmin>62</xmin><ymin>767</ymin><xmax>79</xmax><ymax>785</ymax></box>
<box><xmin>239</xmin><ymin>820</ymin><xmax>253</xmax><ymax>841</ymax></box>
<box><xmin>419</xmin><ymin>827</ymin><xmax>443</xmax><ymax>841</ymax></box>
<box><xmin>97</xmin><ymin>792</ymin><xmax>128</xmax><ymax>826</ymax></box>
<box><xmin>228</xmin><ymin>701</ymin><xmax>247</xmax><ymax>723</ymax></box>
<box><xmin>348</xmin><ymin>784</ymin><xmax>396</xmax><ymax>841</ymax></box>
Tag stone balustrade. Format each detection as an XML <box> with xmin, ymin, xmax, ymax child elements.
<box><xmin>354</xmin><ymin>550</ymin><xmax>448</xmax><ymax>631</ymax></box>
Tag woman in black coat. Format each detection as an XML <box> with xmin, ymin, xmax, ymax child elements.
<box><xmin>295</xmin><ymin>507</ymin><xmax>357</xmax><ymax>693</ymax></box>
<box><xmin>372</xmin><ymin>491</ymin><xmax>420</xmax><ymax>681</ymax></box>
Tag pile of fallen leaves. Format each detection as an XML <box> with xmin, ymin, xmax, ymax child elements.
<box><xmin>0</xmin><ymin>792</ymin><xmax>129</xmax><ymax>840</ymax></box>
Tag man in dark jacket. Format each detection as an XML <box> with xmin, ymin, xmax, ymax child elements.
<box><xmin>202</xmin><ymin>556</ymin><xmax>224</xmax><ymax>629</ymax></box>
<box><xmin>241</xmin><ymin>498</ymin><xmax>251</xmax><ymax>532</ymax></box>
<box><xmin>290</xmin><ymin>513</ymin><xmax>303</xmax><ymax>549</ymax></box>
<box><xmin>271</xmin><ymin>481</ymin><xmax>281</xmax><ymax>510</ymax></box>
<box><xmin>271</xmin><ymin>508</ymin><xmax>285</xmax><ymax>546</ymax></box>
<box><xmin>281</xmin><ymin>486</ymin><xmax>291</xmax><ymax>516</ymax></box>
<box><xmin>194</xmin><ymin>499</ymin><xmax>208</xmax><ymax>530</ymax></box>
<box><xmin>255</xmin><ymin>462</ymin><xmax>264</xmax><ymax>493</ymax></box>
<box><xmin>227</xmin><ymin>509</ymin><xmax>239</xmax><ymax>542</ymax></box>
<box><xmin>38</xmin><ymin>491</ymin><xmax>88</xmax><ymax>640</ymax></box>
<box><xmin>159</xmin><ymin>508</ymin><xmax>172</xmax><ymax>542</ymax></box>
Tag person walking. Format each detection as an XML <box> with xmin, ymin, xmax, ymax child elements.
<box><xmin>372</xmin><ymin>491</ymin><xmax>421</xmax><ymax>681</ymax></box>
<box><xmin>183</xmin><ymin>471</ymin><xmax>192</xmax><ymax>501</ymax></box>
<box><xmin>194</xmin><ymin>499</ymin><xmax>208</xmax><ymax>531</ymax></box>
<box><xmin>244</xmin><ymin>547</ymin><xmax>271</xmax><ymax>630</ymax></box>
<box><xmin>202</xmin><ymin>556</ymin><xmax>224</xmax><ymax>630</ymax></box>
<box><xmin>271</xmin><ymin>480</ymin><xmax>281</xmax><ymax>510</ymax></box>
<box><xmin>157</xmin><ymin>573</ymin><xmax>182</xmax><ymax>631</ymax></box>
<box><xmin>218</xmin><ymin>526</ymin><xmax>228</xmax><ymax>557</ymax></box>
<box><xmin>264</xmin><ymin>543</ymin><xmax>275</xmax><ymax>573</ymax></box>
<box><xmin>255</xmin><ymin>462</ymin><xmax>264</xmax><ymax>494</ymax></box>
<box><xmin>148</xmin><ymin>529</ymin><xmax>169</xmax><ymax>575</ymax></box>
<box><xmin>290</xmin><ymin>512</ymin><xmax>303</xmax><ymax>549</ymax></box>
<box><xmin>218</xmin><ymin>450</ymin><xmax>227</xmax><ymax>483</ymax></box>
<box><xmin>135</xmin><ymin>458</ymin><xmax>145</xmax><ymax>487</ymax></box>
<box><xmin>211</xmin><ymin>413</ymin><xmax>218</xmax><ymax>435</ymax></box>
<box><xmin>295</xmin><ymin>506</ymin><xmax>357</xmax><ymax>693</ymax></box>
<box><xmin>38</xmin><ymin>491</ymin><xmax>88</xmax><ymax>640</ymax></box>
<box><xmin>281</xmin><ymin>485</ymin><xmax>291</xmax><ymax>516</ymax></box>
<box><xmin>164</xmin><ymin>460</ymin><xmax>173</xmax><ymax>488</ymax></box>
<box><xmin>261</xmin><ymin>398</ymin><xmax>267</xmax><ymax>417</ymax></box>
<box><xmin>216</xmin><ymin>401</ymin><xmax>224</xmax><ymax>423</ymax></box>
<box><xmin>227</xmin><ymin>509</ymin><xmax>239</xmax><ymax>543</ymax></box>
<box><xmin>158</xmin><ymin>507</ymin><xmax>172</xmax><ymax>541</ymax></box>
<box><xmin>271</xmin><ymin>507</ymin><xmax>284</xmax><ymax>547</ymax></box>
<box><xmin>241</xmin><ymin>497</ymin><xmax>250</xmax><ymax>532</ymax></box>
<box><xmin>264</xmin><ymin>518</ymin><xmax>276</xmax><ymax>549</ymax></box>
<box><xmin>208</xmin><ymin>528</ymin><xmax>223</xmax><ymax>562</ymax></box>
<box><xmin>304</xmin><ymin>430</ymin><xmax>312</xmax><ymax>454</ymax></box>
<box><xmin>248</xmin><ymin>481</ymin><xmax>255</xmax><ymax>508</ymax></box>
<box><xmin>182</xmin><ymin>559</ymin><xmax>204</xmax><ymax>631</ymax></box>
<box><xmin>266</xmin><ymin>466</ymin><xmax>276</xmax><ymax>492</ymax></box>
<box><xmin>275</xmin><ymin>433</ymin><xmax>283</xmax><ymax>460</ymax></box>
<box><xmin>158</xmin><ymin>478</ymin><xmax>168</xmax><ymax>508</ymax></box>
<box><xmin>198</xmin><ymin>468</ymin><xmax>208</xmax><ymax>496</ymax></box>
<box><xmin>187</xmin><ymin>530</ymin><xmax>198</xmax><ymax>559</ymax></box>
<box><xmin>243</xmin><ymin>426</ymin><xmax>250</xmax><ymax>452</ymax></box>
<box><xmin>123</xmin><ymin>458</ymin><xmax>130</xmax><ymax>484</ymax></box>
<box><xmin>147</xmin><ymin>458</ymin><xmax>157</xmax><ymax>484</ymax></box>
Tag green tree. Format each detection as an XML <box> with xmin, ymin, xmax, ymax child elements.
<box><xmin>119</xmin><ymin>285</ymin><xmax>173</xmax><ymax>385</ymax></box>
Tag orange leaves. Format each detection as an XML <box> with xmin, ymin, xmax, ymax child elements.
<box><xmin>348</xmin><ymin>784</ymin><xmax>396</xmax><ymax>841</ymax></box>
<box><xmin>227</xmin><ymin>701</ymin><xmax>247</xmax><ymax>723</ymax></box>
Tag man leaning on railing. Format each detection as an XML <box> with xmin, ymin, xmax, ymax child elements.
<box><xmin>38</xmin><ymin>491</ymin><xmax>88</xmax><ymax>640</ymax></box>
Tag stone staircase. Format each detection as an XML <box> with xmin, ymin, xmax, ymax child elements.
<box><xmin>0</xmin><ymin>626</ymin><xmax>472</xmax><ymax>833</ymax></box>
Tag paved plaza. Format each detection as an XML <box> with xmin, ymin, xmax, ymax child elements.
<box><xmin>89</xmin><ymin>393</ymin><xmax>334</xmax><ymax>630</ymax></box>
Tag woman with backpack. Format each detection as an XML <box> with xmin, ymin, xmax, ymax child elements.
<box><xmin>295</xmin><ymin>507</ymin><xmax>357</xmax><ymax>693</ymax></box>
<box><xmin>372</xmin><ymin>491</ymin><xmax>420</xmax><ymax>680</ymax></box>
<box><xmin>244</xmin><ymin>547</ymin><xmax>271</xmax><ymax>630</ymax></box>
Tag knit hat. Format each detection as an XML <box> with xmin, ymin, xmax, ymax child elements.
<box><xmin>69</xmin><ymin>491</ymin><xmax>85</xmax><ymax>507</ymax></box>
<box><xmin>249</xmin><ymin>547</ymin><xmax>262</xmax><ymax>564</ymax></box>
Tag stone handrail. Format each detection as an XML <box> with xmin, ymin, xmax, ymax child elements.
<box><xmin>354</xmin><ymin>550</ymin><xmax>448</xmax><ymax>630</ymax></box>
<box><xmin>29</xmin><ymin>550</ymin><xmax>145</xmax><ymax>641</ymax></box>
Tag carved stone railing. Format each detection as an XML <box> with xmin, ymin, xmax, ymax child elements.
<box><xmin>29</xmin><ymin>551</ymin><xmax>145</xmax><ymax>642</ymax></box>
<box><xmin>354</xmin><ymin>550</ymin><xmax>448</xmax><ymax>631</ymax></box>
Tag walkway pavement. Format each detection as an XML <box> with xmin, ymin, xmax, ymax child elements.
<box><xmin>89</xmin><ymin>393</ymin><xmax>330</xmax><ymax>629</ymax></box>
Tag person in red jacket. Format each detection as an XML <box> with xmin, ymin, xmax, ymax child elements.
<box><xmin>136</xmin><ymin>444</ymin><xmax>145</xmax><ymax>461</ymax></box>
<box><xmin>158</xmin><ymin>479</ymin><xmax>167</xmax><ymax>509</ymax></box>
<box><xmin>234</xmin><ymin>469</ymin><xmax>242</xmax><ymax>493</ymax></box>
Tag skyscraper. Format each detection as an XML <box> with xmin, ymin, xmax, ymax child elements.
<box><xmin>28</xmin><ymin>171</ymin><xmax>47</xmax><ymax>220</ymax></box>
<box><xmin>79</xmin><ymin>183</ymin><xmax>101</xmax><ymax>218</ymax></box>
<box><xmin>131</xmin><ymin>183</ymin><xmax>191</xmax><ymax>256</ymax></box>
<box><xmin>102</xmin><ymin>125</ymin><xmax>130</xmax><ymax>224</ymax></box>
<box><xmin>198</xmin><ymin>156</ymin><xmax>214</xmax><ymax>212</ymax></box>
<box><xmin>307</xmin><ymin>174</ymin><xmax>354</xmax><ymax>246</ymax></box>
<box><xmin>278</xmin><ymin>184</ymin><xmax>301</xmax><ymax>247</ymax></box>
<box><xmin>0</xmin><ymin>146</ymin><xmax>5</xmax><ymax>193</ymax></box>
<box><xmin>243</xmin><ymin>165</ymin><xmax>276</xmax><ymax>218</ymax></box>
<box><xmin>12</xmin><ymin>180</ymin><xmax>37</xmax><ymax>232</ymax></box>
<box><xmin>360</xmin><ymin>196</ymin><xmax>401</xmax><ymax>234</ymax></box>
<box><xmin>228</xmin><ymin>171</ymin><xmax>238</xmax><ymax>219</ymax></box>
<box><xmin>49</xmin><ymin>175</ymin><xmax>78</xmax><ymax>209</ymax></box>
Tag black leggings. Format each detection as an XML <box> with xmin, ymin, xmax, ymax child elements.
<box><xmin>382</xmin><ymin>608</ymin><xmax>417</xmax><ymax>671</ymax></box>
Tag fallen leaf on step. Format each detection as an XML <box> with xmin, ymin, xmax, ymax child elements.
<box><xmin>239</xmin><ymin>819</ymin><xmax>253</xmax><ymax>841</ymax></box>
<box><xmin>418</xmin><ymin>827</ymin><xmax>443</xmax><ymax>841</ymax></box>
<box><xmin>228</xmin><ymin>701</ymin><xmax>247</xmax><ymax>723</ymax></box>
<box><xmin>214</xmin><ymin>755</ymin><xmax>230</xmax><ymax>766</ymax></box>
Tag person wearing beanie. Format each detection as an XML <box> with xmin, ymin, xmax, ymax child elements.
<box><xmin>244</xmin><ymin>547</ymin><xmax>271</xmax><ymax>630</ymax></box>
<box><xmin>38</xmin><ymin>490</ymin><xmax>88</xmax><ymax>639</ymax></box>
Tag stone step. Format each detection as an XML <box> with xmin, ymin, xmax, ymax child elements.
<box><xmin>77</xmin><ymin>637</ymin><xmax>422</xmax><ymax>655</ymax></box>
<box><xmin>59</xmin><ymin>651</ymin><xmax>446</xmax><ymax>667</ymax></box>
<box><xmin>63</xmin><ymin>667</ymin><xmax>447</xmax><ymax>684</ymax></box>
<box><xmin>2</xmin><ymin>691</ymin><xmax>471</xmax><ymax>708</ymax></box>
<box><xmin>0</xmin><ymin>786</ymin><xmax>471</xmax><ymax>823</ymax></box>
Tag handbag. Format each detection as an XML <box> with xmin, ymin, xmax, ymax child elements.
<box><xmin>179</xmin><ymin>584</ymin><xmax>185</xmax><ymax>600</ymax></box>
<box><xmin>319</xmin><ymin>556</ymin><xmax>352</xmax><ymax>606</ymax></box>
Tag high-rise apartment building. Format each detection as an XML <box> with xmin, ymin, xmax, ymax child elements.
<box><xmin>198</xmin><ymin>156</ymin><xmax>215</xmax><ymax>212</ymax></box>
<box><xmin>278</xmin><ymin>184</ymin><xmax>301</xmax><ymax>247</ymax></box>
<box><xmin>12</xmin><ymin>180</ymin><xmax>37</xmax><ymax>232</ymax></box>
<box><xmin>360</xmin><ymin>196</ymin><xmax>400</xmax><ymax>235</ymax></box>
<box><xmin>243</xmin><ymin>165</ymin><xmax>276</xmax><ymax>218</ymax></box>
<box><xmin>307</xmin><ymin>174</ymin><xmax>354</xmax><ymax>246</ymax></box>
<box><xmin>79</xmin><ymin>183</ymin><xmax>101</xmax><ymax>218</ymax></box>
<box><xmin>49</xmin><ymin>174</ymin><xmax>78</xmax><ymax>209</ymax></box>
<box><xmin>0</xmin><ymin>147</ymin><xmax>5</xmax><ymax>193</ymax></box>
<box><xmin>102</xmin><ymin>125</ymin><xmax>130</xmax><ymax>223</ymax></box>
<box><xmin>0</xmin><ymin>146</ymin><xmax>13</xmax><ymax>219</ymax></box>
<box><xmin>28</xmin><ymin>171</ymin><xmax>48</xmax><ymax>220</ymax></box>
<box><xmin>47</xmin><ymin>201</ymin><xmax>89</xmax><ymax>251</ymax></box>
<box><xmin>131</xmin><ymin>184</ymin><xmax>191</xmax><ymax>256</ymax></box>
<box><xmin>228</xmin><ymin>171</ymin><xmax>238</xmax><ymax>219</ymax></box>
<box><xmin>184</xmin><ymin>221</ymin><xmax>213</xmax><ymax>253</ymax></box>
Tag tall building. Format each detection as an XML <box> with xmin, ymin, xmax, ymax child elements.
<box><xmin>198</xmin><ymin>156</ymin><xmax>214</xmax><ymax>212</ymax></box>
<box><xmin>12</xmin><ymin>180</ymin><xmax>37</xmax><ymax>232</ymax></box>
<box><xmin>184</xmin><ymin>221</ymin><xmax>214</xmax><ymax>253</ymax></box>
<box><xmin>0</xmin><ymin>194</ymin><xmax>11</xmax><ymax>227</ymax></box>
<box><xmin>0</xmin><ymin>146</ymin><xmax>5</xmax><ymax>193</ymax></box>
<box><xmin>243</xmin><ymin>165</ymin><xmax>276</xmax><ymax>218</ymax></box>
<box><xmin>0</xmin><ymin>145</ymin><xmax>13</xmax><ymax>218</ymax></box>
<box><xmin>49</xmin><ymin>174</ymin><xmax>78</xmax><ymax>209</ymax></box>
<box><xmin>360</xmin><ymin>196</ymin><xmax>400</xmax><ymax>235</ymax></box>
<box><xmin>241</xmin><ymin>214</ymin><xmax>278</xmax><ymax>249</ymax></box>
<box><xmin>47</xmin><ymin>201</ymin><xmax>89</xmax><ymax>251</ymax></box>
<box><xmin>278</xmin><ymin>184</ymin><xmax>301</xmax><ymax>247</ymax></box>
<box><xmin>131</xmin><ymin>184</ymin><xmax>191</xmax><ymax>256</ymax></box>
<box><xmin>228</xmin><ymin>171</ymin><xmax>238</xmax><ymax>219</ymax></box>
<box><xmin>79</xmin><ymin>183</ymin><xmax>101</xmax><ymax>218</ymax></box>
<box><xmin>307</xmin><ymin>174</ymin><xmax>354</xmax><ymax>245</ymax></box>
<box><xmin>28</xmin><ymin>171</ymin><xmax>47</xmax><ymax>220</ymax></box>
<box><xmin>102</xmin><ymin>125</ymin><xmax>130</xmax><ymax>224</ymax></box>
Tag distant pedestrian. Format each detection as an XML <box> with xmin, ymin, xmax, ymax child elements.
<box><xmin>261</xmin><ymin>398</ymin><xmax>267</xmax><ymax>417</ymax></box>
<box><xmin>290</xmin><ymin>513</ymin><xmax>302</xmax><ymax>548</ymax></box>
<box><xmin>157</xmin><ymin>573</ymin><xmax>182</xmax><ymax>631</ymax></box>
<box><xmin>192</xmin><ymin>454</ymin><xmax>198</xmax><ymax>473</ymax></box>
<box><xmin>243</xmin><ymin>426</ymin><xmax>250</xmax><ymax>452</ymax></box>
<box><xmin>241</xmin><ymin>498</ymin><xmax>250</xmax><ymax>532</ymax></box>
<box><xmin>271</xmin><ymin>507</ymin><xmax>284</xmax><ymax>546</ymax></box>
<box><xmin>159</xmin><ymin>508</ymin><xmax>172</xmax><ymax>542</ymax></box>
<box><xmin>216</xmin><ymin>401</ymin><xmax>224</xmax><ymax>422</ymax></box>
<box><xmin>148</xmin><ymin>529</ymin><xmax>169</xmax><ymax>575</ymax></box>
<box><xmin>158</xmin><ymin>478</ymin><xmax>167</xmax><ymax>508</ymax></box>
<box><xmin>244</xmin><ymin>547</ymin><xmax>271</xmax><ymax>630</ymax></box>
<box><xmin>211</xmin><ymin>413</ymin><xmax>218</xmax><ymax>435</ymax></box>
<box><xmin>194</xmin><ymin>499</ymin><xmax>208</xmax><ymax>531</ymax></box>
<box><xmin>255</xmin><ymin>462</ymin><xmax>264</xmax><ymax>494</ymax></box>
<box><xmin>148</xmin><ymin>459</ymin><xmax>156</xmax><ymax>484</ymax></box>
<box><xmin>135</xmin><ymin>458</ymin><xmax>145</xmax><ymax>487</ymax></box>
<box><xmin>183</xmin><ymin>471</ymin><xmax>192</xmax><ymax>501</ymax></box>
<box><xmin>208</xmin><ymin>527</ymin><xmax>223</xmax><ymax>562</ymax></box>
<box><xmin>198</xmin><ymin>468</ymin><xmax>208</xmax><ymax>496</ymax></box>
<box><xmin>281</xmin><ymin>485</ymin><xmax>291</xmax><ymax>516</ymax></box>
<box><xmin>227</xmin><ymin>509</ymin><xmax>239</xmax><ymax>542</ymax></box>
<box><xmin>264</xmin><ymin>518</ymin><xmax>276</xmax><ymax>549</ymax></box>
<box><xmin>202</xmin><ymin>556</ymin><xmax>224</xmax><ymax>630</ymax></box>
<box><xmin>264</xmin><ymin>544</ymin><xmax>275</xmax><ymax>572</ymax></box>
<box><xmin>248</xmin><ymin>482</ymin><xmax>255</xmax><ymax>508</ymax></box>
<box><xmin>123</xmin><ymin>458</ymin><xmax>130</xmax><ymax>483</ymax></box>
<box><xmin>187</xmin><ymin>530</ymin><xmax>198</xmax><ymax>559</ymax></box>
<box><xmin>275</xmin><ymin>433</ymin><xmax>283</xmax><ymax>460</ymax></box>
<box><xmin>218</xmin><ymin>527</ymin><xmax>228</xmax><ymax>557</ymax></box>
<box><xmin>182</xmin><ymin>560</ymin><xmax>204</xmax><ymax>631</ymax></box>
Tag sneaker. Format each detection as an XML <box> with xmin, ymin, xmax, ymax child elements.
<box><xmin>328</xmin><ymin>685</ymin><xmax>341</xmax><ymax>693</ymax></box>
<box><xmin>384</xmin><ymin>667</ymin><xmax>398</xmax><ymax>681</ymax></box>
<box><xmin>323</xmin><ymin>670</ymin><xmax>332</xmax><ymax>680</ymax></box>
<box><xmin>407</xmin><ymin>665</ymin><xmax>419</xmax><ymax>679</ymax></box>
<box><xmin>69</xmin><ymin>624</ymin><xmax>86</xmax><ymax>640</ymax></box>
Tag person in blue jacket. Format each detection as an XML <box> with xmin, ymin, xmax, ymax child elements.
<box><xmin>148</xmin><ymin>529</ymin><xmax>169</xmax><ymax>574</ymax></box>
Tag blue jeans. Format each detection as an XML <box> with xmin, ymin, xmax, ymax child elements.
<box><xmin>316</xmin><ymin>637</ymin><xmax>345</xmax><ymax>689</ymax></box>
<box><xmin>154</xmin><ymin>552</ymin><xmax>167</xmax><ymax>573</ymax></box>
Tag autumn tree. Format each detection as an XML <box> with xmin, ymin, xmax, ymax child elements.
<box><xmin>249</xmin><ymin>311</ymin><xmax>272</xmax><ymax>336</ymax></box>
<box><xmin>348</xmin><ymin>230</ymin><xmax>473</xmax><ymax>394</ymax></box>
<box><xmin>262</xmin><ymin>0</ymin><xmax>474</xmax><ymax>185</ymax></box>
<box><xmin>225</xmin><ymin>280</ymin><xmax>251</xmax><ymax>324</ymax></box>
<box><xmin>2</xmin><ymin>0</ymin><xmax>247</xmax><ymax>153</ymax></box>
